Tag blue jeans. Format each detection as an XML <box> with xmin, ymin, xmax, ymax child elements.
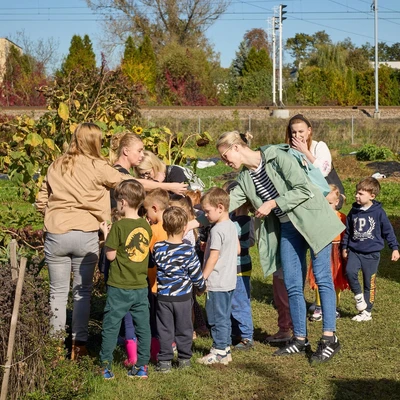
<box><xmin>280</xmin><ymin>221</ymin><xmax>336</xmax><ymax>337</ymax></box>
<box><xmin>206</xmin><ymin>290</ymin><xmax>234</xmax><ymax>350</ymax></box>
<box><xmin>231</xmin><ymin>276</ymin><xmax>253</xmax><ymax>340</ymax></box>
<box><xmin>45</xmin><ymin>231</ymin><xmax>99</xmax><ymax>342</ymax></box>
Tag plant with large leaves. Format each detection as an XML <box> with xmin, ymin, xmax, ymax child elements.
<box><xmin>0</xmin><ymin>62</ymin><xmax>141</xmax><ymax>203</ymax></box>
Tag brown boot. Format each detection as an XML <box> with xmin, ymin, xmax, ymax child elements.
<box><xmin>71</xmin><ymin>341</ymin><xmax>88</xmax><ymax>361</ymax></box>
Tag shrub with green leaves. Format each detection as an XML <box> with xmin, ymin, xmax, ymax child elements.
<box><xmin>356</xmin><ymin>144</ymin><xmax>394</xmax><ymax>161</ymax></box>
<box><xmin>0</xmin><ymin>260</ymin><xmax>96</xmax><ymax>399</ymax></box>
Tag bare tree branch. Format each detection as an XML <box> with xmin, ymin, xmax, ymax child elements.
<box><xmin>86</xmin><ymin>0</ymin><xmax>230</xmax><ymax>51</ymax></box>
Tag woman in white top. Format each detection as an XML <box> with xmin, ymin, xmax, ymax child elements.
<box><xmin>285</xmin><ymin>114</ymin><xmax>332</xmax><ymax>177</ymax></box>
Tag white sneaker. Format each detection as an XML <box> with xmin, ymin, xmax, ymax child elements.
<box><xmin>354</xmin><ymin>294</ymin><xmax>367</xmax><ymax>311</ymax></box>
<box><xmin>225</xmin><ymin>346</ymin><xmax>232</xmax><ymax>362</ymax></box>
<box><xmin>197</xmin><ymin>349</ymin><xmax>229</xmax><ymax>365</ymax></box>
<box><xmin>352</xmin><ymin>310</ymin><xmax>372</xmax><ymax>322</ymax></box>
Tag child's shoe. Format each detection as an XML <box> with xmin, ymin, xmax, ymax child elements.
<box><xmin>123</xmin><ymin>338</ymin><xmax>138</xmax><ymax>367</ymax></box>
<box><xmin>265</xmin><ymin>330</ymin><xmax>292</xmax><ymax>343</ymax></box>
<box><xmin>352</xmin><ymin>310</ymin><xmax>372</xmax><ymax>322</ymax></box>
<box><xmin>197</xmin><ymin>348</ymin><xmax>229</xmax><ymax>365</ymax></box>
<box><xmin>178</xmin><ymin>358</ymin><xmax>191</xmax><ymax>369</ymax></box>
<box><xmin>273</xmin><ymin>337</ymin><xmax>310</xmax><ymax>356</ymax></box>
<box><xmin>150</xmin><ymin>337</ymin><xmax>160</xmax><ymax>362</ymax></box>
<box><xmin>310</xmin><ymin>335</ymin><xmax>341</xmax><ymax>364</ymax></box>
<box><xmin>127</xmin><ymin>365</ymin><xmax>148</xmax><ymax>379</ymax></box>
<box><xmin>102</xmin><ymin>367</ymin><xmax>115</xmax><ymax>380</ymax></box>
<box><xmin>225</xmin><ymin>346</ymin><xmax>232</xmax><ymax>362</ymax></box>
<box><xmin>308</xmin><ymin>302</ymin><xmax>316</xmax><ymax>313</ymax></box>
<box><xmin>71</xmin><ymin>341</ymin><xmax>88</xmax><ymax>361</ymax></box>
<box><xmin>234</xmin><ymin>338</ymin><xmax>254</xmax><ymax>351</ymax></box>
<box><xmin>309</xmin><ymin>307</ymin><xmax>322</xmax><ymax>322</ymax></box>
<box><xmin>354</xmin><ymin>293</ymin><xmax>367</xmax><ymax>311</ymax></box>
<box><xmin>156</xmin><ymin>360</ymin><xmax>172</xmax><ymax>373</ymax></box>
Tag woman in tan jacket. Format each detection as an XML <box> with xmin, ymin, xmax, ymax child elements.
<box><xmin>36</xmin><ymin>123</ymin><xmax>187</xmax><ymax>360</ymax></box>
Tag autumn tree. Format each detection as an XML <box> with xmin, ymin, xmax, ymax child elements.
<box><xmin>122</xmin><ymin>35</ymin><xmax>157</xmax><ymax>96</ymax></box>
<box><xmin>0</xmin><ymin>45</ymin><xmax>47</xmax><ymax>106</ymax></box>
<box><xmin>9</xmin><ymin>30</ymin><xmax>59</xmax><ymax>74</ymax></box>
<box><xmin>60</xmin><ymin>34</ymin><xmax>96</xmax><ymax>76</ymax></box>
<box><xmin>244</xmin><ymin>28</ymin><xmax>270</xmax><ymax>53</ymax></box>
<box><xmin>86</xmin><ymin>0</ymin><xmax>230</xmax><ymax>53</ymax></box>
<box><xmin>157</xmin><ymin>42</ymin><xmax>218</xmax><ymax>105</ymax></box>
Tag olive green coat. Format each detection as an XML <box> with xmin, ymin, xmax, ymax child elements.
<box><xmin>228</xmin><ymin>145</ymin><xmax>345</xmax><ymax>277</ymax></box>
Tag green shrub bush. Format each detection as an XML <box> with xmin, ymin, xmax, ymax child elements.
<box><xmin>356</xmin><ymin>144</ymin><xmax>394</xmax><ymax>161</ymax></box>
<box><xmin>0</xmin><ymin>260</ymin><xmax>96</xmax><ymax>399</ymax></box>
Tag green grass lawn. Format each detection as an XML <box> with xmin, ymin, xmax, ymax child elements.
<box><xmin>84</xmin><ymin>244</ymin><xmax>400</xmax><ymax>400</ymax></box>
<box><xmin>1</xmin><ymin>150</ymin><xmax>400</xmax><ymax>400</ymax></box>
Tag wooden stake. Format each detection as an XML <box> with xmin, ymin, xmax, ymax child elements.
<box><xmin>0</xmin><ymin>257</ymin><xmax>27</xmax><ymax>400</ymax></box>
<box><xmin>10</xmin><ymin>239</ymin><xmax>18</xmax><ymax>281</ymax></box>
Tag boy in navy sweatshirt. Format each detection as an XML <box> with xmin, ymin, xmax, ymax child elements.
<box><xmin>342</xmin><ymin>177</ymin><xmax>399</xmax><ymax>322</ymax></box>
<box><xmin>152</xmin><ymin>206</ymin><xmax>206</xmax><ymax>372</ymax></box>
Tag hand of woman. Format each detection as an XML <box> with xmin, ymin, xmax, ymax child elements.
<box><xmin>291</xmin><ymin>137</ymin><xmax>308</xmax><ymax>154</ymax></box>
<box><xmin>255</xmin><ymin>200</ymin><xmax>276</xmax><ymax>219</ymax></box>
<box><xmin>169</xmin><ymin>182</ymin><xmax>188</xmax><ymax>195</ymax></box>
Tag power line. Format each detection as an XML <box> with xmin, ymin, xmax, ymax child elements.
<box><xmin>327</xmin><ymin>0</ymin><xmax>400</xmax><ymax>27</ymax></box>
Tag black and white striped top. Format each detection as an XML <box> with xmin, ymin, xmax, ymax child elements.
<box><xmin>249</xmin><ymin>159</ymin><xmax>287</xmax><ymax>220</ymax></box>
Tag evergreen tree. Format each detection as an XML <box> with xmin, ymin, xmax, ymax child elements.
<box><xmin>60</xmin><ymin>34</ymin><xmax>96</xmax><ymax>76</ymax></box>
<box><xmin>243</xmin><ymin>48</ymin><xmax>272</xmax><ymax>75</ymax></box>
<box><xmin>231</xmin><ymin>41</ymin><xmax>249</xmax><ymax>77</ymax></box>
<box><xmin>123</xmin><ymin>36</ymin><xmax>138</xmax><ymax>63</ymax></box>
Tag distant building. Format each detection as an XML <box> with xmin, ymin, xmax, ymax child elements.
<box><xmin>369</xmin><ymin>61</ymin><xmax>400</xmax><ymax>70</ymax></box>
<box><xmin>0</xmin><ymin>38</ymin><xmax>23</xmax><ymax>84</ymax></box>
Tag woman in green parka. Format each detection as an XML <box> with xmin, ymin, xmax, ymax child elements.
<box><xmin>217</xmin><ymin>131</ymin><xmax>344</xmax><ymax>364</ymax></box>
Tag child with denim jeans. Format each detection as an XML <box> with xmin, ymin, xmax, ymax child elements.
<box><xmin>342</xmin><ymin>177</ymin><xmax>399</xmax><ymax>322</ymax></box>
<box><xmin>197</xmin><ymin>188</ymin><xmax>240</xmax><ymax>365</ymax></box>
<box><xmin>100</xmin><ymin>180</ymin><xmax>152</xmax><ymax>380</ymax></box>
<box><xmin>153</xmin><ymin>206</ymin><xmax>206</xmax><ymax>372</ymax></box>
<box><xmin>223</xmin><ymin>180</ymin><xmax>255</xmax><ymax>350</ymax></box>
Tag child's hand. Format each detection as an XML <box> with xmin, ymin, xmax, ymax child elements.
<box><xmin>391</xmin><ymin>249</ymin><xmax>400</xmax><ymax>261</ymax></box>
<box><xmin>196</xmin><ymin>286</ymin><xmax>206</xmax><ymax>296</ymax></box>
<box><xmin>100</xmin><ymin>221</ymin><xmax>111</xmax><ymax>236</ymax></box>
<box><xmin>342</xmin><ymin>249</ymin><xmax>348</xmax><ymax>259</ymax></box>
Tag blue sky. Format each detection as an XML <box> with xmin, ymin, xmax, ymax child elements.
<box><xmin>0</xmin><ymin>0</ymin><xmax>399</xmax><ymax>69</ymax></box>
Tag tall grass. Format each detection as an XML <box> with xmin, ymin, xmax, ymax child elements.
<box><xmin>146</xmin><ymin>116</ymin><xmax>400</xmax><ymax>156</ymax></box>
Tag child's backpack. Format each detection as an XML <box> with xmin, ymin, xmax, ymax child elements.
<box><xmin>167</xmin><ymin>165</ymin><xmax>205</xmax><ymax>191</ymax></box>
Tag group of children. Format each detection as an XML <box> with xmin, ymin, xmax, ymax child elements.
<box><xmin>99</xmin><ymin>179</ymin><xmax>255</xmax><ymax>380</ymax></box>
<box><xmin>98</xmin><ymin>174</ymin><xmax>398</xmax><ymax>380</ymax></box>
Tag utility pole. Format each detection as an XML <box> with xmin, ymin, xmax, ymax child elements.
<box><xmin>279</xmin><ymin>4</ymin><xmax>287</xmax><ymax>107</ymax></box>
<box><xmin>373</xmin><ymin>0</ymin><xmax>380</xmax><ymax>118</ymax></box>
<box><xmin>268</xmin><ymin>14</ymin><xmax>278</xmax><ymax>105</ymax></box>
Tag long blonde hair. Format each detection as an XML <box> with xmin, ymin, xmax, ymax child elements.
<box><xmin>134</xmin><ymin>151</ymin><xmax>166</xmax><ymax>177</ymax></box>
<box><xmin>55</xmin><ymin>122</ymin><xmax>104</xmax><ymax>175</ymax></box>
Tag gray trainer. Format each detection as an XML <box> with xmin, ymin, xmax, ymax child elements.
<box><xmin>156</xmin><ymin>360</ymin><xmax>172</xmax><ymax>373</ymax></box>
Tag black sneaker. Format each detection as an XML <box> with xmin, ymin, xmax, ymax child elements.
<box><xmin>273</xmin><ymin>337</ymin><xmax>310</xmax><ymax>356</ymax></box>
<box><xmin>310</xmin><ymin>336</ymin><xmax>341</xmax><ymax>364</ymax></box>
